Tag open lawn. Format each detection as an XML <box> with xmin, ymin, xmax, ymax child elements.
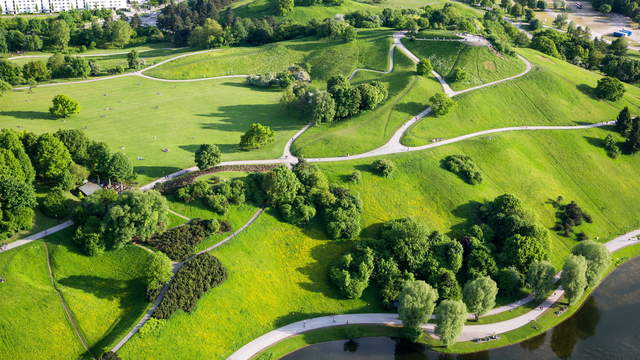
<box><xmin>45</xmin><ymin>229</ymin><xmax>153</xmax><ymax>355</ymax></box>
<box><xmin>144</xmin><ymin>30</ymin><xmax>393</xmax><ymax>83</ymax></box>
<box><xmin>402</xmin><ymin>39</ymin><xmax>527</xmax><ymax>91</ymax></box>
<box><xmin>292</xmin><ymin>51</ymin><xmax>443</xmax><ymax>158</ymax></box>
<box><xmin>0</xmin><ymin>76</ymin><xmax>306</xmax><ymax>184</ymax></box>
<box><xmin>0</xmin><ymin>242</ymin><xmax>85</xmax><ymax>360</ymax></box>
<box><xmin>403</xmin><ymin>48</ymin><xmax>640</xmax><ymax>146</ymax></box>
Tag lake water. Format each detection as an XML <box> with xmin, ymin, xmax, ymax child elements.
<box><xmin>282</xmin><ymin>258</ymin><xmax>640</xmax><ymax>360</ymax></box>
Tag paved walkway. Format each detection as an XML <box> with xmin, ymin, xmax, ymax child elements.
<box><xmin>228</xmin><ymin>229</ymin><xmax>640</xmax><ymax>359</ymax></box>
<box><xmin>0</xmin><ymin>220</ymin><xmax>74</xmax><ymax>254</ymax></box>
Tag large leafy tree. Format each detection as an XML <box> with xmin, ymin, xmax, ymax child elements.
<box><xmin>194</xmin><ymin>144</ymin><xmax>221</xmax><ymax>170</ymax></box>
<box><xmin>378</xmin><ymin>218</ymin><xmax>430</xmax><ymax>273</ymax></box>
<box><xmin>502</xmin><ymin>231</ymin><xmax>550</xmax><ymax>272</ymax></box>
<box><xmin>33</xmin><ymin>133</ymin><xmax>72</xmax><ymax>182</ymax></box>
<box><xmin>262</xmin><ymin>166</ymin><xmax>301</xmax><ymax>206</ymax></box>
<box><xmin>595</xmin><ymin>76</ymin><xmax>625</xmax><ymax>101</ymax></box>
<box><xmin>526</xmin><ymin>261</ymin><xmax>556</xmax><ymax>300</ymax></box>
<box><xmin>329</xmin><ymin>246</ymin><xmax>375</xmax><ymax>299</ymax></box>
<box><xmin>49</xmin><ymin>94</ymin><xmax>80</xmax><ymax>118</ymax></box>
<box><xmin>571</xmin><ymin>241</ymin><xmax>610</xmax><ymax>287</ymax></box>
<box><xmin>311</xmin><ymin>91</ymin><xmax>336</xmax><ymax>124</ymax></box>
<box><xmin>54</xmin><ymin>129</ymin><xmax>90</xmax><ymax>164</ymax></box>
<box><xmin>50</xmin><ymin>20</ymin><xmax>70</xmax><ymax>48</ymax></box>
<box><xmin>560</xmin><ymin>254</ymin><xmax>588</xmax><ymax>305</ymax></box>
<box><xmin>435</xmin><ymin>300</ymin><xmax>467</xmax><ymax>346</ymax></box>
<box><xmin>0</xmin><ymin>129</ymin><xmax>34</xmax><ymax>183</ymax></box>
<box><xmin>0</xmin><ymin>176</ymin><xmax>36</xmax><ymax>238</ymax></box>
<box><xmin>463</xmin><ymin>276</ymin><xmax>498</xmax><ymax>320</ymax></box>
<box><xmin>416</xmin><ymin>58</ymin><xmax>433</xmax><ymax>76</ymax></box>
<box><xmin>106</xmin><ymin>152</ymin><xmax>135</xmax><ymax>183</ymax></box>
<box><xmin>398</xmin><ymin>280</ymin><xmax>438</xmax><ymax>341</ymax></box>
<box><xmin>239</xmin><ymin>123</ymin><xmax>275</xmax><ymax>150</ymax></box>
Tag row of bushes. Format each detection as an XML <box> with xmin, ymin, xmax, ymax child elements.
<box><xmin>153</xmin><ymin>253</ymin><xmax>227</xmax><ymax>319</ymax></box>
<box><xmin>441</xmin><ymin>155</ymin><xmax>482</xmax><ymax>185</ymax></box>
<box><xmin>145</xmin><ymin>219</ymin><xmax>223</xmax><ymax>261</ymax></box>
<box><xmin>154</xmin><ymin>164</ymin><xmax>278</xmax><ymax>194</ymax></box>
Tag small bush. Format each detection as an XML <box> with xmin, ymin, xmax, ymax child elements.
<box><xmin>442</xmin><ymin>155</ymin><xmax>483</xmax><ymax>185</ymax></box>
<box><xmin>153</xmin><ymin>253</ymin><xmax>227</xmax><ymax>319</ymax></box>
<box><xmin>448</xmin><ymin>67</ymin><xmax>468</xmax><ymax>82</ymax></box>
<box><xmin>138</xmin><ymin>318</ymin><xmax>166</xmax><ymax>337</ymax></box>
<box><xmin>372</xmin><ymin>159</ymin><xmax>395</xmax><ymax>177</ymax></box>
<box><xmin>347</xmin><ymin>170</ymin><xmax>361</xmax><ymax>183</ymax></box>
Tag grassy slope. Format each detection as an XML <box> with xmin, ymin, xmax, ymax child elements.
<box><xmin>0</xmin><ymin>76</ymin><xmax>306</xmax><ymax>184</ymax></box>
<box><xmin>403</xmin><ymin>48</ymin><xmax>640</xmax><ymax>146</ymax></box>
<box><xmin>402</xmin><ymin>39</ymin><xmax>526</xmax><ymax>91</ymax></box>
<box><xmin>46</xmin><ymin>229</ymin><xmax>153</xmax><ymax>354</ymax></box>
<box><xmin>0</xmin><ymin>242</ymin><xmax>84</xmax><ymax>360</ymax></box>
<box><xmin>292</xmin><ymin>52</ymin><xmax>443</xmax><ymax>158</ymax></box>
<box><xmin>119</xmin><ymin>213</ymin><xmax>384</xmax><ymax>360</ymax></box>
<box><xmin>144</xmin><ymin>30</ymin><xmax>392</xmax><ymax>82</ymax></box>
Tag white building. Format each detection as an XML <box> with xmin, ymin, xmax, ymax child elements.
<box><xmin>1</xmin><ymin>0</ymin><xmax>127</xmax><ymax>14</ymax></box>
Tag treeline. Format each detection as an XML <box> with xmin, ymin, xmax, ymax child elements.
<box><xmin>0</xmin><ymin>9</ymin><xmax>159</xmax><ymax>53</ymax></box>
<box><xmin>592</xmin><ymin>0</ymin><xmax>640</xmax><ymax>21</ymax></box>
<box><xmin>330</xmin><ymin>194</ymin><xmax>551</xmax><ymax>308</ymax></box>
<box><xmin>528</xmin><ymin>23</ymin><xmax>640</xmax><ymax>84</ymax></box>
<box><xmin>0</xmin><ymin>128</ymin><xmax>133</xmax><ymax>239</ymax></box>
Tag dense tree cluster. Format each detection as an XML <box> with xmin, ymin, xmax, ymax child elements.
<box><xmin>145</xmin><ymin>219</ymin><xmax>221</xmax><ymax>261</ymax></box>
<box><xmin>154</xmin><ymin>253</ymin><xmax>227</xmax><ymax>319</ymax></box>
<box><xmin>249</xmin><ymin>162</ymin><xmax>363</xmax><ymax>239</ymax></box>
<box><xmin>592</xmin><ymin>0</ymin><xmax>640</xmax><ymax>20</ymax></box>
<box><xmin>550</xmin><ymin>197</ymin><xmax>593</xmax><ymax>239</ymax></box>
<box><xmin>614</xmin><ymin>107</ymin><xmax>640</xmax><ymax>154</ymax></box>
<box><xmin>72</xmin><ymin>189</ymin><xmax>168</xmax><ymax>255</ymax></box>
<box><xmin>176</xmin><ymin>178</ymin><xmax>246</xmax><ymax>215</ymax></box>
<box><xmin>441</xmin><ymin>155</ymin><xmax>482</xmax><ymax>185</ymax></box>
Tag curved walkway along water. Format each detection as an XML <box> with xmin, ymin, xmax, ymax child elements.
<box><xmin>2</xmin><ymin>31</ymin><xmax>632</xmax><ymax>357</ymax></box>
<box><xmin>228</xmin><ymin>230</ymin><xmax>640</xmax><ymax>360</ymax></box>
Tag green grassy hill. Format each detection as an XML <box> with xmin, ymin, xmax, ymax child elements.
<box><xmin>402</xmin><ymin>48</ymin><xmax>640</xmax><ymax>146</ymax></box>
<box><xmin>402</xmin><ymin>39</ymin><xmax>526</xmax><ymax>91</ymax></box>
<box><xmin>144</xmin><ymin>30</ymin><xmax>393</xmax><ymax>82</ymax></box>
<box><xmin>0</xmin><ymin>77</ymin><xmax>306</xmax><ymax>184</ymax></box>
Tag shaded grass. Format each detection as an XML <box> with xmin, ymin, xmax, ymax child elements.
<box><xmin>0</xmin><ymin>76</ymin><xmax>306</xmax><ymax>184</ymax></box>
<box><xmin>0</xmin><ymin>242</ymin><xmax>85</xmax><ymax>359</ymax></box>
<box><xmin>402</xmin><ymin>39</ymin><xmax>526</xmax><ymax>91</ymax></box>
<box><xmin>145</xmin><ymin>30</ymin><xmax>393</xmax><ymax>83</ymax></box>
<box><xmin>402</xmin><ymin>48</ymin><xmax>640</xmax><ymax>146</ymax></box>
<box><xmin>45</xmin><ymin>229</ymin><xmax>153</xmax><ymax>355</ymax></box>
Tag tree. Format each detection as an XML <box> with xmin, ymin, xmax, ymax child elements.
<box><xmin>429</xmin><ymin>93</ymin><xmax>454</xmax><ymax>116</ymax></box>
<box><xmin>22</xmin><ymin>60</ymin><xmax>50</xmax><ymax>82</ymax></box>
<box><xmin>560</xmin><ymin>254</ymin><xmax>587</xmax><ymax>304</ymax></box>
<box><xmin>571</xmin><ymin>241</ymin><xmax>610</xmax><ymax>287</ymax></box>
<box><xmin>378</xmin><ymin>218</ymin><xmax>430</xmax><ymax>273</ymax></box>
<box><xmin>49</xmin><ymin>94</ymin><xmax>80</xmax><ymax>118</ymax></box>
<box><xmin>239</xmin><ymin>123</ymin><xmax>275</xmax><ymax>150</ymax></box>
<box><xmin>109</xmin><ymin>20</ymin><xmax>134</xmax><ymax>48</ymax></box>
<box><xmin>33</xmin><ymin>134</ymin><xmax>72</xmax><ymax>182</ymax></box>
<box><xmin>625</xmin><ymin>118</ymin><xmax>640</xmax><ymax>153</ymax></box>
<box><xmin>0</xmin><ymin>80</ymin><xmax>11</xmax><ymax>96</ymax></box>
<box><xmin>329</xmin><ymin>246</ymin><xmax>375</xmax><ymax>299</ymax></box>
<box><xmin>604</xmin><ymin>134</ymin><xmax>620</xmax><ymax>158</ymax></box>
<box><xmin>372</xmin><ymin>159</ymin><xmax>395</xmax><ymax>177</ymax></box>
<box><xmin>416</xmin><ymin>58</ymin><xmax>433</xmax><ymax>76</ymax></box>
<box><xmin>0</xmin><ymin>129</ymin><xmax>35</xmax><ymax>183</ymax></box>
<box><xmin>50</xmin><ymin>20</ymin><xmax>70</xmax><ymax>48</ymax></box>
<box><xmin>496</xmin><ymin>267</ymin><xmax>523</xmax><ymax>297</ymax></box>
<box><xmin>398</xmin><ymin>280</ymin><xmax>438</xmax><ymax>341</ymax></box>
<box><xmin>127</xmin><ymin>50</ymin><xmax>144</xmax><ymax>69</ymax></box>
<box><xmin>434</xmin><ymin>300</ymin><xmax>467</xmax><ymax>346</ymax></box>
<box><xmin>553</xmin><ymin>14</ymin><xmax>568</xmax><ymax>29</ymax></box>
<box><xmin>502</xmin><ymin>232</ymin><xmax>550</xmax><ymax>272</ymax></box>
<box><xmin>54</xmin><ymin>129</ymin><xmax>90</xmax><ymax>164</ymax></box>
<box><xmin>262</xmin><ymin>166</ymin><xmax>301</xmax><ymax>206</ymax></box>
<box><xmin>327</xmin><ymin>75</ymin><xmax>361</xmax><ymax>119</ymax></box>
<box><xmin>312</xmin><ymin>91</ymin><xmax>336</xmax><ymax>124</ymax></box>
<box><xmin>436</xmin><ymin>268</ymin><xmax>461</xmax><ymax>300</ymax></box>
<box><xmin>529</xmin><ymin>18</ymin><xmax>542</xmax><ymax>31</ymax></box>
<box><xmin>599</xmin><ymin>3</ymin><xmax>612</xmax><ymax>13</ymax></box>
<box><xmin>448</xmin><ymin>67</ymin><xmax>468</xmax><ymax>82</ymax></box>
<box><xmin>323</xmin><ymin>186</ymin><xmax>362</xmax><ymax>240</ymax></box>
<box><xmin>615</xmin><ymin>107</ymin><xmax>633</xmax><ymax>136</ymax></box>
<box><xmin>40</xmin><ymin>190</ymin><xmax>71</xmax><ymax>219</ymax></box>
<box><xmin>531</xmin><ymin>36</ymin><xmax>560</xmax><ymax>58</ymax></box>
<box><xmin>194</xmin><ymin>144</ymin><xmax>222</xmax><ymax>170</ymax></box>
<box><xmin>608</xmin><ymin>37</ymin><xmax>628</xmax><ymax>56</ymax></box>
<box><xmin>188</xmin><ymin>19</ymin><xmax>224</xmax><ymax>49</ymax></box>
<box><xmin>106</xmin><ymin>152</ymin><xmax>134</xmax><ymax>183</ymax></box>
<box><xmin>462</xmin><ymin>276</ymin><xmax>498</xmax><ymax>320</ymax></box>
<box><xmin>595</xmin><ymin>76</ymin><xmax>625</xmax><ymax>101</ymax></box>
<box><xmin>358</xmin><ymin>81</ymin><xmax>387</xmax><ymax>110</ymax></box>
<box><xmin>275</xmin><ymin>0</ymin><xmax>294</xmax><ymax>15</ymax></box>
<box><xmin>146</xmin><ymin>251</ymin><xmax>173</xmax><ymax>299</ymax></box>
<box><xmin>527</xmin><ymin>261</ymin><xmax>556</xmax><ymax>300</ymax></box>
<box><xmin>0</xmin><ymin>176</ymin><xmax>36</xmax><ymax>238</ymax></box>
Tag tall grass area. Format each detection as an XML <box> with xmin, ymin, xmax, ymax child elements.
<box><xmin>0</xmin><ymin>242</ymin><xmax>84</xmax><ymax>359</ymax></box>
<box><xmin>403</xmin><ymin>48</ymin><xmax>640</xmax><ymax>146</ymax></box>
<box><xmin>402</xmin><ymin>39</ymin><xmax>526</xmax><ymax>91</ymax></box>
<box><xmin>0</xmin><ymin>76</ymin><xmax>306</xmax><ymax>184</ymax></box>
<box><xmin>119</xmin><ymin>212</ymin><xmax>384</xmax><ymax>359</ymax></box>
<box><xmin>144</xmin><ymin>30</ymin><xmax>393</xmax><ymax>82</ymax></box>
<box><xmin>120</xmin><ymin>128</ymin><xmax>640</xmax><ymax>359</ymax></box>
<box><xmin>292</xmin><ymin>52</ymin><xmax>443</xmax><ymax>158</ymax></box>
<box><xmin>45</xmin><ymin>229</ymin><xmax>153</xmax><ymax>355</ymax></box>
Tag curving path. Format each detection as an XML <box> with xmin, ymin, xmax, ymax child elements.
<box><xmin>228</xmin><ymin>230</ymin><xmax>640</xmax><ymax>360</ymax></box>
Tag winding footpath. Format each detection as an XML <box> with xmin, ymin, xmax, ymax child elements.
<box><xmin>2</xmin><ymin>30</ymin><xmax>633</xmax><ymax>358</ymax></box>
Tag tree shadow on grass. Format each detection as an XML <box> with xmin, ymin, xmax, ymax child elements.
<box><xmin>198</xmin><ymin>103</ymin><xmax>304</xmax><ymax>133</ymax></box>
<box><xmin>576</xmin><ymin>84</ymin><xmax>597</xmax><ymax>99</ymax></box>
<box><xmin>0</xmin><ymin>110</ymin><xmax>53</xmax><ymax>120</ymax></box>
<box><xmin>179</xmin><ymin>143</ymin><xmax>239</xmax><ymax>155</ymax></box>
<box><xmin>584</xmin><ymin>136</ymin><xmax>606</xmax><ymax>149</ymax></box>
<box><xmin>394</xmin><ymin>101</ymin><xmax>425</xmax><ymax>116</ymax></box>
<box><xmin>448</xmin><ymin>200</ymin><xmax>482</xmax><ymax>239</ymax></box>
<box><xmin>59</xmin><ymin>275</ymin><xmax>148</xmax><ymax>356</ymax></box>
<box><xmin>220</xmin><ymin>81</ymin><xmax>282</xmax><ymax>93</ymax></box>
<box><xmin>134</xmin><ymin>165</ymin><xmax>182</xmax><ymax>179</ymax></box>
